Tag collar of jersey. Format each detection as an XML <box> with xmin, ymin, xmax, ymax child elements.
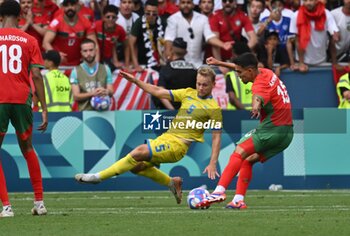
<box><xmin>197</xmin><ymin>94</ymin><xmax>213</xmax><ymax>99</ymax></box>
<box><xmin>81</xmin><ymin>62</ymin><xmax>99</xmax><ymax>76</ymax></box>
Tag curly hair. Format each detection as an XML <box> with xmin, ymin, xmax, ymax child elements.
<box><xmin>0</xmin><ymin>0</ymin><xmax>21</xmax><ymax>18</ymax></box>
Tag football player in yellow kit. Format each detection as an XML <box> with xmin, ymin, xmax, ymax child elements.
<box><xmin>75</xmin><ymin>66</ymin><xmax>222</xmax><ymax>204</ymax></box>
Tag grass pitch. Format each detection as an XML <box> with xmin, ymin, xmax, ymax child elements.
<box><xmin>1</xmin><ymin>190</ymin><xmax>350</xmax><ymax>236</ymax></box>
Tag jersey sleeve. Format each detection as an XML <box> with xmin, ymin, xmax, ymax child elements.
<box><xmin>117</xmin><ymin>25</ymin><xmax>127</xmax><ymax>42</ymax></box>
<box><xmin>48</xmin><ymin>18</ymin><xmax>60</xmax><ymax>32</ymax></box>
<box><xmin>164</xmin><ymin>14</ymin><xmax>177</xmax><ymax>41</ymax></box>
<box><xmin>86</xmin><ymin>20</ymin><xmax>95</xmax><ymax>35</ymax></box>
<box><xmin>203</xmin><ymin>15</ymin><xmax>216</xmax><ymax>41</ymax></box>
<box><xmin>260</xmin><ymin>16</ymin><xmax>269</xmax><ymax>23</ymax></box>
<box><xmin>252</xmin><ymin>76</ymin><xmax>271</xmax><ymax>106</ymax></box>
<box><xmin>69</xmin><ymin>68</ymin><xmax>78</xmax><ymax>84</ymax></box>
<box><xmin>130</xmin><ymin>19</ymin><xmax>142</xmax><ymax>37</ymax></box>
<box><xmin>158</xmin><ymin>67</ymin><xmax>168</xmax><ymax>88</ymax></box>
<box><xmin>289</xmin><ymin>11</ymin><xmax>298</xmax><ymax>34</ymax></box>
<box><xmin>105</xmin><ymin>65</ymin><xmax>113</xmax><ymax>84</ymax></box>
<box><xmin>242</xmin><ymin>14</ymin><xmax>254</xmax><ymax>33</ymax></box>
<box><xmin>169</xmin><ymin>88</ymin><xmax>190</xmax><ymax>102</ymax></box>
<box><xmin>209</xmin><ymin>12</ymin><xmax>220</xmax><ymax>33</ymax></box>
<box><xmin>325</xmin><ymin>9</ymin><xmax>339</xmax><ymax>35</ymax></box>
<box><xmin>30</xmin><ymin>38</ymin><xmax>44</xmax><ymax>68</ymax></box>
<box><xmin>225</xmin><ymin>74</ymin><xmax>234</xmax><ymax>93</ymax></box>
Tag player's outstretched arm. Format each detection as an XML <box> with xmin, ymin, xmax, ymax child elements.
<box><xmin>203</xmin><ymin>130</ymin><xmax>222</xmax><ymax>180</ymax></box>
<box><xmin>32</xmin><ymin>67</ymin><xmax>48</xmax><ymax>132</ymax></box>
<box><xmin>206</xmin><ymin>57</ymin><xmax>237</xmax><ymax>70</ymax></box>
<box><xmin>119</xmin><ymin>71</ymin><xmax>172</xmax><ymax>100</ymax></box>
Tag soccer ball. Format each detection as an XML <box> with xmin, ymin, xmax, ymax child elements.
<box><xmin>187</xmin><ymin>187</ymin><xmax>210</xmax><ymax>210</ymax></box>
<box><xmin>90</xmin><ymin>96</ymin><xmax>111</xmax><ymax>111</ymax></box>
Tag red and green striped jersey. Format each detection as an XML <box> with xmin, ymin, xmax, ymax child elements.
<box><xmin>252</xmin><ymin>68</ymin><xmax>293</xmax><ymax>126</ymax></box>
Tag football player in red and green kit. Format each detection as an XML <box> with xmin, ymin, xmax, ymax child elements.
<box><xmin>197</xmin><ymin>52</ymin><xmax>294</xmax><ymax>209</ymax></box>
<box><xmin>0</xmin><ymin>0</ymin><xmax>48</xmax><ymax>217</ymax></box>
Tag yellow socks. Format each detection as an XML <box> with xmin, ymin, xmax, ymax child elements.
<box><xmin>98</xmin><ymin>153</ymin><xmax>171</xmax><ymax>186</ymax></box>
<box><xmin>137</xmin><ymin>167</ymin><xmax>171</xmax><ymax>186</ymax></box>
<box><xmin>99</xmin><ymin>154</ymin><xmax>138</xmax><ymax>180</ymax></box>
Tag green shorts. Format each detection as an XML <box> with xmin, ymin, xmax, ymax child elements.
<box><xmin>0</xmin><ymin>104</ymin><xmax>33</xmax><ymax>140</ymax></box>
<box><xmin>146</xmin><ymin>133</ymin><xmax>189</xmax><ymax>166</ymax></box>
<box><xmin>237</xmin><ymin>125</ymin><xmax>294</xmax><ymax>162</ymax></box>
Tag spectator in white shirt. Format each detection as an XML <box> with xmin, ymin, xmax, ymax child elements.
<box><xmin>164</xmin><ymin>0</ymin><xmax>231</xmax><ymax>68</ymax></box>
<box><xmin>116</xmin><ymin>0</ymin><xmax>139</xmax><ymax>34</ymax></box>
<box><xmin>331</xmin><ymin>0</ymin><xmax>350</xmax><ymax>62</ymax></box>
<box><xmin>259</xmin><ymin>0</ymin><xmax>295</xmax><ymax>20</ymax></box>
<box><xmin>289</xmin><ymin>0</ymin><xmax>339</xmax><ymax>72</ymax></box>
<box><xmin>116</xmin><ymin>0</ymin><xmax>139</xmax><ymax>69</ymax></box>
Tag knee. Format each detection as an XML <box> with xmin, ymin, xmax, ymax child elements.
<box><xmin>246</xmin><ymin>153</ymin><xmax>260</xmax><ymax>164</ymax></box>
<box><xmin>130</xmin><ymin>144</ymin><xmax>150</xmax><ymax>161</ymax></box>
<box><xmin>18</xmin><ymin>139</ymin><xmax>33</xmax><ymax>155</ymax></box>
<box><xmin>234</xmin><ymin>145</ymin><xmax>250</xmax><ymax>160</ymax></box>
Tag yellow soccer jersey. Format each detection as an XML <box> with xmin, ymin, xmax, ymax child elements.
<box><xmin>167</xmin><ymin>88</ymin><xmax>222</xmax><ymax>143</ymax></box>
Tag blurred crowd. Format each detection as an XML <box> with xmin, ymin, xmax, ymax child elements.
<box><xmin>1</xmin><ymin>0</ymin><xmax>350</xmax><ymax>110</ymax></box>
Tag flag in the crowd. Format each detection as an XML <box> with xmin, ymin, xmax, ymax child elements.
<box><xmin>112</xmin><ymin>69</ymin><xmax>159</xmax><ymax>110</ymax></box>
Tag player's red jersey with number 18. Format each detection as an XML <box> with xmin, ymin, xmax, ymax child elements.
<box><xmin>0</xmin><ymin>28</ymin><xmax>44</xmax><ymax>105</ymax></box>
<box><xmin>252</xmin><ymin>68</ymin><xmax>293</xmax><ymax>127</ymax></box>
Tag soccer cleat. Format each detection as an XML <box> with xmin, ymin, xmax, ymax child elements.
<box><xmin>0</xmin><ymin>206</ymin><xmax>14</xmax><ymax>217</ymax></box>
<box><xmin>31</xmin><ymin>203</ymin><xmax>47</xmax><ymax>216</ymax></box>
<box><xmin>196</xmin><ymin>192</ymin><xmax>226</xmax><ymax>208</ymax></box>
<box><xmin>75</xmin><ymin>173</ymin><xmax>101</xmax><ymax>184</ymax></box>
<box><xmin>225</xmin><ymin>200</ymin><xmax>247</xmax><ymax>210</ymax></box>
<box><xmin>169</xmin><ymin>177</ymin><xmax>183</xmax><ymax>204</ymax></box>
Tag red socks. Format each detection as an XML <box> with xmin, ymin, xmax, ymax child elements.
<box><xmin>236</xmin><ymin>160</ymin><xmax>253</xmax><ymax>196</ymax></box>
<box><xmin>0</xmin><ymin>160</ymin><xmax>10</xmax><ymax>206</ymax></box>
<box><xmin>23</xmin><ymin>150</ymin><xmax>43</xmax><ymax>201</ymax></box>
<box><xmin>218</xmin><ymin>152</ymin><xmax>243</xmax><ymax>189</ymax></box>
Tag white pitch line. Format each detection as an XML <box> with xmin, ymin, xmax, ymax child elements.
<box><xmin>40</xmin><ymin>207</ymin><xmax>350</xmax><ymax>215</ymax></box>
<box><xmin>11</xmin><ymin>196</ymin><xmax>174</xmax><ymax>201</ymax></box>
<box><xmin>9</xmin><ymin>189</ymin><xmax>350</xmax><ymax>195</ymax></box>
<box><xmin>10</xmin><ymin>193</ymin><xmax>350</xmax><ymax>202</ymax></box>
<box><xmin>47</xmin><ymin>205</ymin><xmax>350</xmax><ymax>211</ymax></box>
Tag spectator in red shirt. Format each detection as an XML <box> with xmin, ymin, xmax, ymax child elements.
<box><xmin>158</xmin><ymin>0</ymin><xmax>179</xmax><ymax>19</ymax></box>
<box><xmin>95</xmin><ymin>4</ymin><xmax>129</xmax><ymax>71</ymax></box>
<box><xmin>210</xmin><ymin>0</ymin><xmax>258</xmax><ymax>61</ymax></box>
<box><xmin>43</xmin><ymin>0</ymin><xmax>98</xmax><ymax>66</ymax></box>
<box><xmin>32</xmin><ymin>0</ymin><xmax>59</xmax><ymax>23</ymax></box>
<box><xmin>55</xmin><ymin>0</ymin><xmax>95</xmax><ymax>23</ymax></box>
<box><xmin>18</xmin><ymin>0</ymin><xmax>49</xmax><ymax>51</ymax></box>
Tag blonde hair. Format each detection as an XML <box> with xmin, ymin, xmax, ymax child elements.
<box><xmin>197</xmin><ymin>66</ymin><xmax>216</xmax><ymax>82</ymax></box>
